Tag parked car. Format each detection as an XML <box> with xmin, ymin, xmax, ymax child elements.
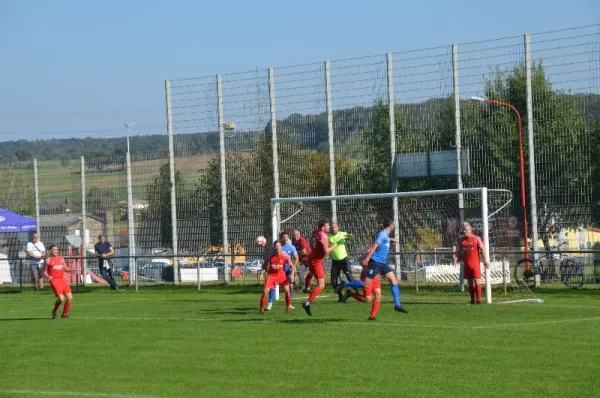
<box><xmin>244</xmin><ymin>259</ymin><xmax>263</xmax><ymax>273</ymax></box>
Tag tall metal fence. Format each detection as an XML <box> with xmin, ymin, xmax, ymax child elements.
<box><xmin>0</xmin><ymin>25</ymin><xmax>598</xmax><ymax>288</ymax></box>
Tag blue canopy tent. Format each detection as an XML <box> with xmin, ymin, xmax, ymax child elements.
<box><xmin>0</xmin><ymin>208</ymin><xmax>37</xmax><ymax>232</ymax></box>
<box><xmin>0</xmin><ymin>209</ymin><xmax>36</xmax><ymax>284</ymax></box>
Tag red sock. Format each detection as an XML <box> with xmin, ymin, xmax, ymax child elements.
<box><xmin>476</xmin><ymin>285</ymin><xmax>482</xmax><ymax>302</ymax></box>
<box><xmin>260</xmin><ymin>295</ymin><xmax>267</xmax><ymax>312</ymax></box>
<box><xmin>308</xmin><ymin>286</ymin><xmax>322</xmax><ymax>303</ymax></box>
<box><xmin>304</xmin><ymin>274</ymin><xmax>313</xmax><ymax>289</ymax></box>
<box><xmin>53</xmin><ymin>301</ymin><xmax>61</xmax><ymax>312</ymax></box>
<box><xmin>62</xmin><ymin>301</ymin><xmax>71</xmax><ymax>316</ymax></box>
<box><xmin>348</xmin><ymin>292</ymin><xmax>365</xmax><ymax>302</ymax></box>
<box><xmin>285</xmin><ymin>292</ymin><xmax>291</xmax><ymax>308</ymax></box>
<box><xmin>369</xmin><ymin>301</ymin><xmax>381</xmax><ymax>319</ymax></box>
<box><xmin>469</xmin><ymin>286</ymin><xmax>475</xmax><ymax>302</ymax></box>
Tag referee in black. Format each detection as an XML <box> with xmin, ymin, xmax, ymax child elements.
<box><xmin>328</xmin><ymin>223</ymin><xmax>355</xmax><ymax>302</ymax></box>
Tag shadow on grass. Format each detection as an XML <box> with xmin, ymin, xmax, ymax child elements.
<box><xmin>276</xmin><ymin>318</ymin><xmax>348</xmax><ymax>324</ymax></box>
<box><xmin>0</xmin><ymin>289</ymin><xmax>23</xmax><ymax>294</ymax></box>
<box><xmin>0</xmin><ymin>286</ymin><xmax>99</xmax><ymax>295</ymax></box>
<box><xmin>219</xmin><ymin>317</ymin><xmax>348</xmax><ymax>324</ymax></box>
<box><xmin>0</xmin><ymin>317</ymin><xmax>49</xmax><ymax>322</ymax></box>
<box><xmin>402</xmin><ymin>301</ymin><xmax>467</xmax><ymax>305</ymax></box>
<box><xmin>198</xmin><ymin>307</ymin><xmax>255</xmax><ymax>315</ymax></box>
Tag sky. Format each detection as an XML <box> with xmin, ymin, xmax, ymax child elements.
<box><xmin>0</xmin><ymin>0</ymin><xmax>598</xmax><ymax>142</ymax></box>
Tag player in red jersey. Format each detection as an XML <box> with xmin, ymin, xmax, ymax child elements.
<box><xmin>341</xmin><ymin>251</ymin><xmax>383</xmax><ymax>319</ymax></box>
<box><xmin>43</xmin><ymin>245</ymin><xmax>73</xmax><ymax>319</ymax></box>
<box><xmin>292</xmin><ymin>229</ymin><xmax>312</xmax><ymax>293</ymax></box>
<box><xmin>453</xmin><ymin>221</ymin><xmax>489</xmax><ymax>304</ymax></box>
<box><xmin>301</xmin><ymin>220</ymin><xmax>338</xmax><ymax>316</ymax></box>
<box><xmin>258</xmin><ymin>240</ymin><xmax>293</xmax><ymax>314</ymax></box>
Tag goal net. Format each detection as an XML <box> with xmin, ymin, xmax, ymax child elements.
<box><xmin>271</xmin><ymin>188</ymin><xmax>535</xmax><ymax>304</ymax></box>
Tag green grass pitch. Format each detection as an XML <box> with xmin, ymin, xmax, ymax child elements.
<box><xmin>1</xmin><ymin>285</ymin><xmax>599</xmax><ymax>398</ymax></box>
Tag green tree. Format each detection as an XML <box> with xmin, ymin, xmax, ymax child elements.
<box><xmin>112</xmin><ymin>148</ymin><xmax>126</xmax><ymax>171</ymax></box>
<box><xmin>142</xmin><ymin>163</ymin><xmax>186</xmax><ymax>248</ymax></box>
<box><xmin>59</xmin><ymin>153</ymin><xmax>71</xmax><ymax>167</ymax></box>
<box><xmin>359</xmin><ymin>100</ymin><xmax>437</xmax><ymax>194</ymax></box>
<box><xmin>456</xmin><ymin>64</ymin><xmax>592</xmax><ymax>228</ymax></box>
<box><xmin>591</xmin><ymin>122</ymin><xmax>600</xmax><ymax>225</ymax></box>
<box><xmin>0</xmin><ymin>164</ymin><xmax>35</xmax><ymax>215</ymax></box>
<box><xmin>86</xmin><ymin>187</ymin><xmax>116</xmax><ymax>219</ymax></box>
<box><xmin>14</xmin><ymin>149</ymin><xmax>32</xmax><ymax>161</ymax></box>
<box><xmin>258</xmin><ymin>131</ymin><xmax>358</xmax><ymax>240</ymax></box>
<box><xmin>85</xmin><ymin>149</ymin><xmax>111</xmax><ymax>172</ymax></box>
<box><xmin>195</xmin><ymin>154</ymin><xmax>261</xmax><ymax>245</ymax></box>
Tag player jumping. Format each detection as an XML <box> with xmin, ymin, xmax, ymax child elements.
<box><xmin>453</xmin><ymin>221</ymin><xmax>489</xmax><ymax>304</ymax></box>
<box><xmin>259</xmin><ymin>240</ymin><xmax>293</xmax><ymax>314</ymax></box>
<box><xmin>301</xmin><ymin>220</ymin><xmax>338</xmax><ymax>316</ymax></box>
<box><xmin>43</xmin><ymin>245</ymin><xmax>73</xmax><ymax>319</ymax></box>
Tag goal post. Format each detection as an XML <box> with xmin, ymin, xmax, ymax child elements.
<box><xmin>270</xmin><ymin>187</ymin><xmax>528</xmax><ymax>304</ymax></box>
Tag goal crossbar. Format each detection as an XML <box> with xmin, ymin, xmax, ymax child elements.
<box><xmin>270</xmin><ymin>187</ymin><xmax>487</xmax><ymax>205</ymax></box>
<box><xmin>270</xmin><ymin>187</ymin><xmax>493</xmax><ymax>303</ymax></box>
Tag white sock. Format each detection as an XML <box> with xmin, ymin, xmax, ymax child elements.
<box><xmin>305</xmin><ymin>301</ymin><xmax>310</xmax><ymax>306</ymax></box>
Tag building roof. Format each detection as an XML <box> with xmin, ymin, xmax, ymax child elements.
<box><xmin>39</xmin><ymin>214</ymin><xmax>102</xmax><ymax>228</ymax></box>
<box><xmin>118</xmin><ymin>200</ymin><xmax>150</xmax><ymax>209</ymax></box>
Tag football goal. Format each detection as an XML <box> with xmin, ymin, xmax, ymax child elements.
<box><xmin>271</xmin><ymin>187</ymin><xmax>536</xmax><ymax>304</ymax></box>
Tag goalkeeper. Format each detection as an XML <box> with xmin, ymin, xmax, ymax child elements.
<box><xmin>328</xmin><ymin>223</ymin><xmax>355</xmax><ymax>302</ymax></box>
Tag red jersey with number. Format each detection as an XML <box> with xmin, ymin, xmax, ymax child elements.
<box><xmin>308</xmin><ymin>230</ymin><xmax>327</xmax><ymax>261</ymax></box>
<box><xmin>458</xmin><ymin>235</ymin><xmax>484</xmax><ymax>268</ymax></box>
<box><xmin>266</xmin><ymin>252</ymin><xmax>291</xmax><ymax>275</ymax></box>
<box><xmin>45</xmin><ymin>256</ymin><xmax>67</xmax><ymax>279</ymax></box>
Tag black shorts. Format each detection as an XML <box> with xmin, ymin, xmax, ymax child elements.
<box><xmin>331</xmin><ymin>258</ymin><xmax>349</xmax><ymax>271</ymax></box>
<box><xmin>364</xmin><ymin>259</ymin><xmax>392</xmax><ymax>279</ymax></box>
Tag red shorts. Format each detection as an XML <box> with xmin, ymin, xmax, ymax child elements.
<box><xmin>361</xmin><ymin>270</ymin><xmax>381</xmax><ymax>296</ymax></box>
<box><xmin>264</xmin><ymin>273</ymin><xmax>288</xmax><ymax>290</ymax></box>
<box><xmin>50</xmin><ymin>278</ymin><xmax>71</xmax><ymax>296</ymax></box>
<box><xmin>308</xmin><ymin>259</ymin><xmax>325</xmax><ymax>279</ymax></box>
<box><xmin>464</xmin><ymin>263</ymin><xmax>481</xmax><ymax>279</ymax></box>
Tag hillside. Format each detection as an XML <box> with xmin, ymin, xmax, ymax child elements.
<box><xmin>1</xmin><ymin>93</ymin><xmax>598</xmax><ymax>162</ymax></box>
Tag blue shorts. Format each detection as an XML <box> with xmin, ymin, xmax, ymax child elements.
<box><xmin>364</xmin><ymin>259</ymin><xmax>392</xmax><ymax>279</ymax></box>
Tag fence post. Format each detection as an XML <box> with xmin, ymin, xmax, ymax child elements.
<box><xmin>524</xmin><ymin>33</ymin><xmax>540</xmax><ymax>287</ymax></box>
<box><xmin>19</xmin><ymin>260</ymin><xmax>23</xmax><ymax>292</ymax></box>
<box><xmin>481</xmin><ymin>188</ymin><xmax>492</xmax><ymax>304</ymax></box>
<box><xmin>452</xmin><ymin>44</ymin><xmax>465</xmax><ymax>292</ymax></box>
<box><xmin>268</xmin><ymin>68</ymin><xmax>281</xmax><ymax>234</ymax></box>
<box><xmin>126</xmin><ymin>149</ymin><xmax>136</xmax><ymax>287</ymax></box>
<box><xmin>33</xmin><ymin>159</ymin><xmax>41</xmax><ymax>238</ymax></box>
<box><xmin>165</xmin><ymin>80</ymin><xmax>180</xmax><ymax>284</ymax></box>
<box><xmin>324</xmin><ymin>60</ymin><xmax>337</xmax><ymax>223</ymax></box>
<box><xmin>386</xmin><ymin>52</ymin><xmax>401</xmax><ymax>281</ymax></box>
<box><xmin>80</xmin><ymin>156</ymin><xmax>87</xmax><ymax>286</ymax></box>
<box><xmin>216</xmin><ymin>74</ymin><xmax>230</xmax><ymax>284</ymax></box>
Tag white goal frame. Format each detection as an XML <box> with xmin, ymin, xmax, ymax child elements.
<box><xmin>270</xmin><ymin>187</ymin><xmax>494</xmax><ymax>304</ymax></box>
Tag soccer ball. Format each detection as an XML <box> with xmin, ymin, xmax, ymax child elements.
<box><xmin>255</xmin><ymin>236</ymin><xmax>266</xmax><ymax>246</ymax></box>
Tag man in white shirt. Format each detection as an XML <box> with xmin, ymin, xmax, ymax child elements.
<box><xmin>26</xmin><ymin>232</ymin><xmax>46</xmax><ymax>290</ymax></box>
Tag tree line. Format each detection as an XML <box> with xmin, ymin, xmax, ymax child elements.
<box><xmin>139</xmin><ymin>64</ymin><xmax>600</xmax><ymax>251</ymax></box>
<box><xmin>0</xmin><ymin>63</ymin><xmax>597</xmax><ymax>249</ymax></box>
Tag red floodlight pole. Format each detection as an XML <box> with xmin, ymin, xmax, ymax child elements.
<box><xmin>471</xmin><ymin>96</ymin><xmax>529</xmax><ymax>261</ymax></box>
